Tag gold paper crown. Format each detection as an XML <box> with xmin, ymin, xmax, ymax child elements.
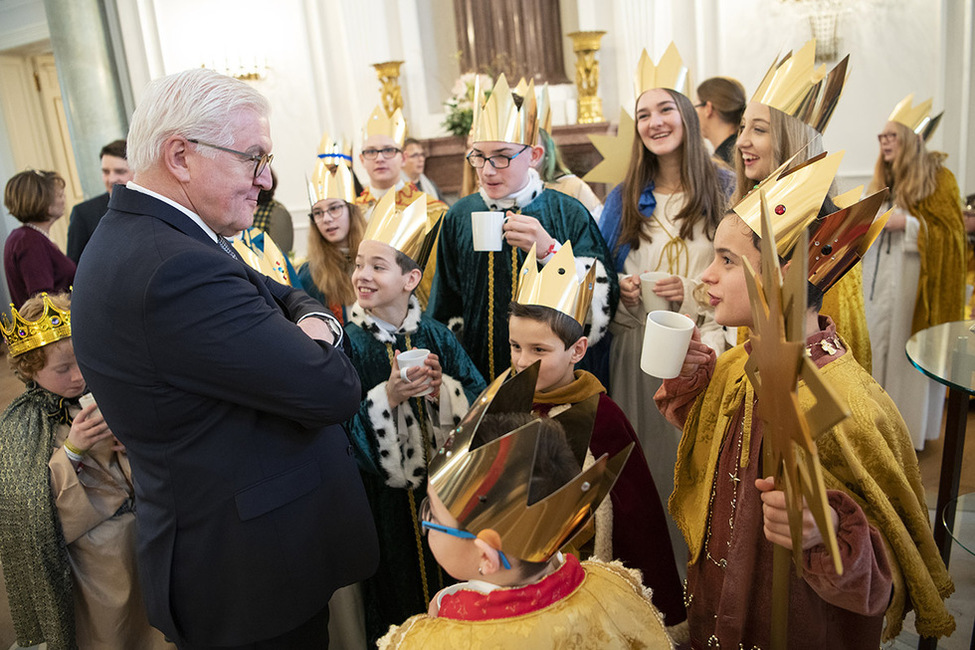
<box><xmin>515</xmin><ymin>78</ymin><xmax>552</xmax><ymax>133</ymax></box>
<box><xmin>888</xmin><ymin>94</ymin><xmax>943</xmax><ymax>141</ymax></box>
<box><xmin>309</xmin><ymin>133</ymin><xmax>355</xmax><ymax>205</ymax></box>
<box><xmin>734</xmin><ymin>150</ymin><xmax>844</xmax><ymax>257</ymax></box>
<box><xmin>470</xmin><ymin>74</ymin><xmax>539</xmax><ymax>146</ymax></box>
<box><xmin>633</xmin><ymin>42</ymin><xmax>689</xmax><ymax>98</ymax></box>
<box><xmin>1</xmin><ymin>293</ymin><xmax>71</xmax><ymax>357</ymax></box>
<box><xmin>751</xmin><ymin>40</ymin><xmax>849</xmax><ymax>134</ymax></box>
<box><xmin>428</xmin><ymin>363</ymin><xmax>632</xmax><ymax>563</ymax></box>
<box><xmin>807</xmin><ymin>189</ymin><xmax>890</xmax><ymax>293</ymax></box>
<box><xmin>362</xmin><ymin>104</ymin><xmax>407</xmax><ymax>148</ymax></box>
<box><xmin>515</xmin><ymin>241</ymin><xmax>595</xmax><ymax>326</ymax></box>
<box><xmin>362</xmin><ymin>190</ymin><xmax>441</xmax><ymax>269</ymax></box>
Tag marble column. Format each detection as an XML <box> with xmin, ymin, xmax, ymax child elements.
<box><xmin>43</xmin><ymin>0</ymin><xmax>128</xmax><ymax>198</ymax></box>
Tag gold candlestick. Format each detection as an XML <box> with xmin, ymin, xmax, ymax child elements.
<box><xmin>372</xmin><ymin>60</ymin><xmax>405</xmax><ymax>117</ymax></box>
<box><xmin>567</xmin><ymin>31</ymin><xmax>606</xmax><ymax>124</ymax></box>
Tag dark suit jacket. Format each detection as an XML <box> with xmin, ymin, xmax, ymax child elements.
<box><xmin>66</xmin><ymin>191</ymin><xmax>110</xmax><ymax>263</ymax></box>
<box><xmin>72</xmin><ymin>186</ymin><xmax>379</xmax><ymax>646</ymax></box>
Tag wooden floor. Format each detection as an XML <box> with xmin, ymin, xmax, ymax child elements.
<box><xmin>1</xmin><ymin>351</ymin><xmax>973</xmax><ymax>648</ymax></box>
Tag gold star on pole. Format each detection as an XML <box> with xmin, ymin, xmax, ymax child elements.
<box><xmin>741</xmin><ymin>190</ymin><xmax>851</xmax><ymax>647</ymax></box>
<box><xmin>583</xmin><ymin>108</ymin><xmax>635</xmax><ymax>186</ymax></box>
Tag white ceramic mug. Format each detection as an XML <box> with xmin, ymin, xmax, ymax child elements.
<box><xmin>397</xmin><ymin>348</ymin><xmax>433</xmax><ymax>396</ymax></box>
<box><xmin>640</xmin><ymin>311</ymin><xmax>696</xmax><ymax>379</ymax></box>
<box><xmin>639</xmin><ymin>271</ymin><xmax>671</xmax><ymax>313</ymax></box>
<box><xmin>471</xmin><ymin>211</ymin><xmax>506</xmax><ymax>251</ymax></box>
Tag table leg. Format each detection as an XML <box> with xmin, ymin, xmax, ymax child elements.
<box><xmin>918</xmin><ymin>386</ymin><xmax>968</xmax><ymax>650</ymax></box>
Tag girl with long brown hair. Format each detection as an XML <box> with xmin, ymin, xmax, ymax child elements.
<box><xmin>598</xmin><ymin>47</ymin><xmax>733</xmax><ymax>582</ymax></box>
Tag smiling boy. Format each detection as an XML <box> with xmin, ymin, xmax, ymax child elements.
<box><xmin>507</xmin><ymin>241</ymin><xmax>686</xmax><ymax>629</ymax></box>
<box><xmin>427</xmin><ymin>74</ymin><xmax>618</xmax><ymax>382</ymax></box>
<box><xmin>655</xmin><ymin>155</ymin><xmax>954</xmax><ymax>648</ymax></box>
<box><xmin>343</xmin><ymin>190</ymin><xmax>486</xmax><ymax>644</ymax></box>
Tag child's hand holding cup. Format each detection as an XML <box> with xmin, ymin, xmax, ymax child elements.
<box><xmin>397</xmin><ymin>348</ymin><xmax>434</xmax><ymax>397</ymax></box>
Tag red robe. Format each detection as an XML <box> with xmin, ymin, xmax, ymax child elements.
<box><xmin>533</xmin><ymin>371</ymin><xmax>686</xmax><ymax>625</ymax></box>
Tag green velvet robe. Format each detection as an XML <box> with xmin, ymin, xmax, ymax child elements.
<box><xmin>427</xmin><ymin>189</ymin><xmax>619</xmax><ymax>381</ymax></box>
<box><xmin>344</xmin><ymin>296</ymin><xmax>486</xmax><ymax>644</ymax></box>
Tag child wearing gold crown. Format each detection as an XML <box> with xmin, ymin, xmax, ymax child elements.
<box><xmin>654</xmin><ymin>155</ymin><xmax>954</xmax><ymax>647</ymax></box>
<box><xmin>507</xmin><ymin>240</ymin><xmax>686</xmax><ymax>630</ymax></box>
<box><xmin>343</xmin><ymin>190</ymin><xmax>486</xmax><ymax>644</ymax></box>
<box><xmin>0</xmin><ymin>293</ymin><xmax>170</xmax><ymax>649</ymax></box>
<box><xmin>427</xmin><ymin>74</ymin><xmax>618</xmax><ymax>383</ymax></box>
<box><xmin>378</xmin><ymin>368</ymin><xmax>673</xmax><ymax>648</ymax></box>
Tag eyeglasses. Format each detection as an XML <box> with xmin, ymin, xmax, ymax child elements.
<box><xmin>309</xmin><ymin>203</ymin><xmax>347</xmax><ymax>222</ymax></box>
<box><xmin>877</xmin><ymin>132</ymin><xmax>898</xmax><ymax>144</ymax></box>
<box><xmin>361</xmin><ymin>147</ymin><xmax>402</xmax><ymax>160</ymax></box>
<box><xmin>188</xmin><ymin>139</ymin><xmax>272</xmax><ymax>179</ymax></box>
<box><xmin>466</xmin><ymin>145</ymin><xmax>529</xmax><ymax>170</ymax></box>
<box><xmin>418</xmin><ymin>497</ymin><xmax>512</xmax><ymax>570</ymax></box>
<box><xmin>406</xmin><ymin>152</ymin><xmax>427</xmax><ymax>160</ymax></box>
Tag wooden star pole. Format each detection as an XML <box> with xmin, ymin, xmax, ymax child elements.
<box><xmin>740</xmin><ymin>191</ymin><xmax>850</xmax><ymax>650</ymax></box>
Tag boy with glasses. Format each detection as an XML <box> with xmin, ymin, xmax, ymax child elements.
<box><xmin>427</xmin><ymin>75</ymin><xmax>618</xmax><ymax>382</ymax></box>
<box><xmin>355</xmin><ymin>106</ymin><xmax>447</xmax><ymax>223</ymax></box>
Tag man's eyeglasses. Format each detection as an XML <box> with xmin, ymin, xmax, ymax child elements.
<box><xmin>362</xmin><ymin>147</ymin><xmax>402</xmax><ymax>160</ymax></box>
<box><xmin>406</xmin><ymin>152</ymin><xmax>427</xmax><ymax>160</ymax></box>
<box><xmin>188</xmin><ymin>139</ymin><xmax>272</xmax><ymax>179</ymax></box>
<box><xmin>418</xmin><ymin>497</ymin><xmax>512</xmax><ymax>570</ymax></box>
<box><xmin>309</xmin><ymin>203</ymin><xmax>347</xmax><ymax>222</ymax></box>
<box><xmin>877</xmin><ymin>132</ymin><xmax>898</xmax><ymax>144</ymax></box>
<box><xmin>466</xmin><ymin>145</ymin><xmax>529</xmax><ymax>170</ymax></box>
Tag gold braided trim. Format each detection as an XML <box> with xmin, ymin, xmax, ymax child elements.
<box><xmin>488</xmin><ymin>251</ymin><xmax>496</xmax><ymax>381</ymax></box>
<box><xmin>385</xmin><ymin>335</ymin><xmax>432</xmax><ymax>608</ymax></box>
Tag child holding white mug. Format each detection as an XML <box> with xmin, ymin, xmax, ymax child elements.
<box><xmin>343</xmin><ymin>190</ymin><xmax>486</xmax><ymax>644</ymax></box>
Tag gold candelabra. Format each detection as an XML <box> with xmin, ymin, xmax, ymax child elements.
<box><xmin>373</xmin><ymin>60</ymin><xmax>405</xmax><ymax>116</ymax></box>
<box><xmin>567</xmin><ymin>31</ymin><xmax>606</xmax><ymax>124</ymax></box>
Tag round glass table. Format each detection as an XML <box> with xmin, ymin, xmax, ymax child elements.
<box><xmin>906</xmin><ymin>320</ymin><xmax>975</xmax><ymax>650</ymax></box>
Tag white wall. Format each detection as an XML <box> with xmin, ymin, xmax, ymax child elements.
<box><xmin>2</xmin><ymin>0</ymin><xmax>972</xmax><ymax>262</ymax></box>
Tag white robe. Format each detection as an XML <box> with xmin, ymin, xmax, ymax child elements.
<box><xmin>608</xmin><ymin>190</ymin><xmax>724</xmax><ymax>574</ymax></box>
<box><xmin>861</xmin><ymin>207</ymin><xmax>945</xmax><ymax>449</ymax></box>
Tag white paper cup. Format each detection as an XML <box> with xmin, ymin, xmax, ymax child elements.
<box><xmin>79</xmin><ymin>392</ymin><xmax>102</xmax><ymax>418</ymax></box>
<box><xmin>639</xmin><ymin>271</ymin><xmax>671</xmax><ymax>313</ymax></box>
<box><xmin>397</xmin><ymin>348</ymin><xmax>433</xmax><ymax>396</ymax></box>
<box><xmin>640</xmin><ymin>311</ymin><xmax>696</xmax><ymax>379</ymax></box>
<box><xmin>472</xmin><ymin>211</ymin><xmax>505</xmax><ymax>251</ymax></box>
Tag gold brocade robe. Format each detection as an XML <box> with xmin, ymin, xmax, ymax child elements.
<box><xmin>912</xmin><ymin>166</ymin><xmax>967</xmax><ymax>334</ymax></box>
<box><xmin>378</xmin><ymin>557</ymin><xmax>673</xmax><ymax>649</ymax></box>
<box><xmin>668</xmin><ymin>342</ymin><xmax>955</xmax><ymax>642</ymax></box>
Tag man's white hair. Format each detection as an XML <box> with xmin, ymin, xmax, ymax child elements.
<box><xmin>127</xmin><ymin>68</ymin><xmax>270</xmax><ymax>173</ymax></box>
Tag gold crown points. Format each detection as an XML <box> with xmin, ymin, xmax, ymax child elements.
<box><xmin>633</xmin><ymin>42</ymin><xmax>689</xmax><ymax>98</ymax></box>
<box><xmin>515</xmin><ymin>241</ymin><xmax>595</xmax><ymax>326</ymax></box>
<box><xmin>1</xmin><ymin>293</ymin><xmax>71</xmax><ymax>357</ymax></box>
<box><xmin>363</xmin><ymin>190</ymin><xmax>440</xmax><ymax>268</ymax></box>
<box><xmin>317</xmin><ymin>132</ymin><xmax>353</xmax><ymax>164</ymax></box>
<box><xmin>734</xmin><ymin>149</ymin><xmax>845</xmax><ymax>257</ymax></box>
<box><xmin>363</xmin><ymin>105</ymin><xmax>407</xmax><ymax>148</ymax></box>
<box><xmin>471</xmin><ymin>74</ymin><xmax>539</xmax><ymax>147</ymax></box>
<box><xmin>888</xmin><ymin>94</ymin><xmax>943</xmax><ymax>141</ymax></box>
<box><xmin>751</xmin><ymin>40</ymin><xmax>849</xmax><ymax>134</ymax></box>
<box><xmin>428</xmin><ymin>364</ymin><xmax>631</xmax><ymax>563</ymax></box>
<box><xmin>807</xmin><ymin>189</ymin><xmax>890</xmax><ymax>294</ymax></box>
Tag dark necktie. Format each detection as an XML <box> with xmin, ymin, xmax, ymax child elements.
<box><xmin>217</xmin><ymin>236</ymin><xmax>239</xmax><ymax>260</ymax></box>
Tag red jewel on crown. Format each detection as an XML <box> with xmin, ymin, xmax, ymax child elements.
<box><xmin>774</xmin><ymin>204</ymin><xmax>786</xmax><ymax>215</ymax></box>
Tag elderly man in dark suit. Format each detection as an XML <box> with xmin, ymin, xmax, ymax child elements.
<box><xmin>72</xmin><ymin>68</ymin><xmax>378</xmax><ymax>650</ymax></box>
<box><xmin>66</xmin><ymin>139</ymin><xmax>133</xmax><ymax>263</ymax></box>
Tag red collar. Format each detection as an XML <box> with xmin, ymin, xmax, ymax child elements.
<box><xmin>438</xmin><ymin>554</ymin><xmax>585</xmax><ymax>620</ymax></box>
